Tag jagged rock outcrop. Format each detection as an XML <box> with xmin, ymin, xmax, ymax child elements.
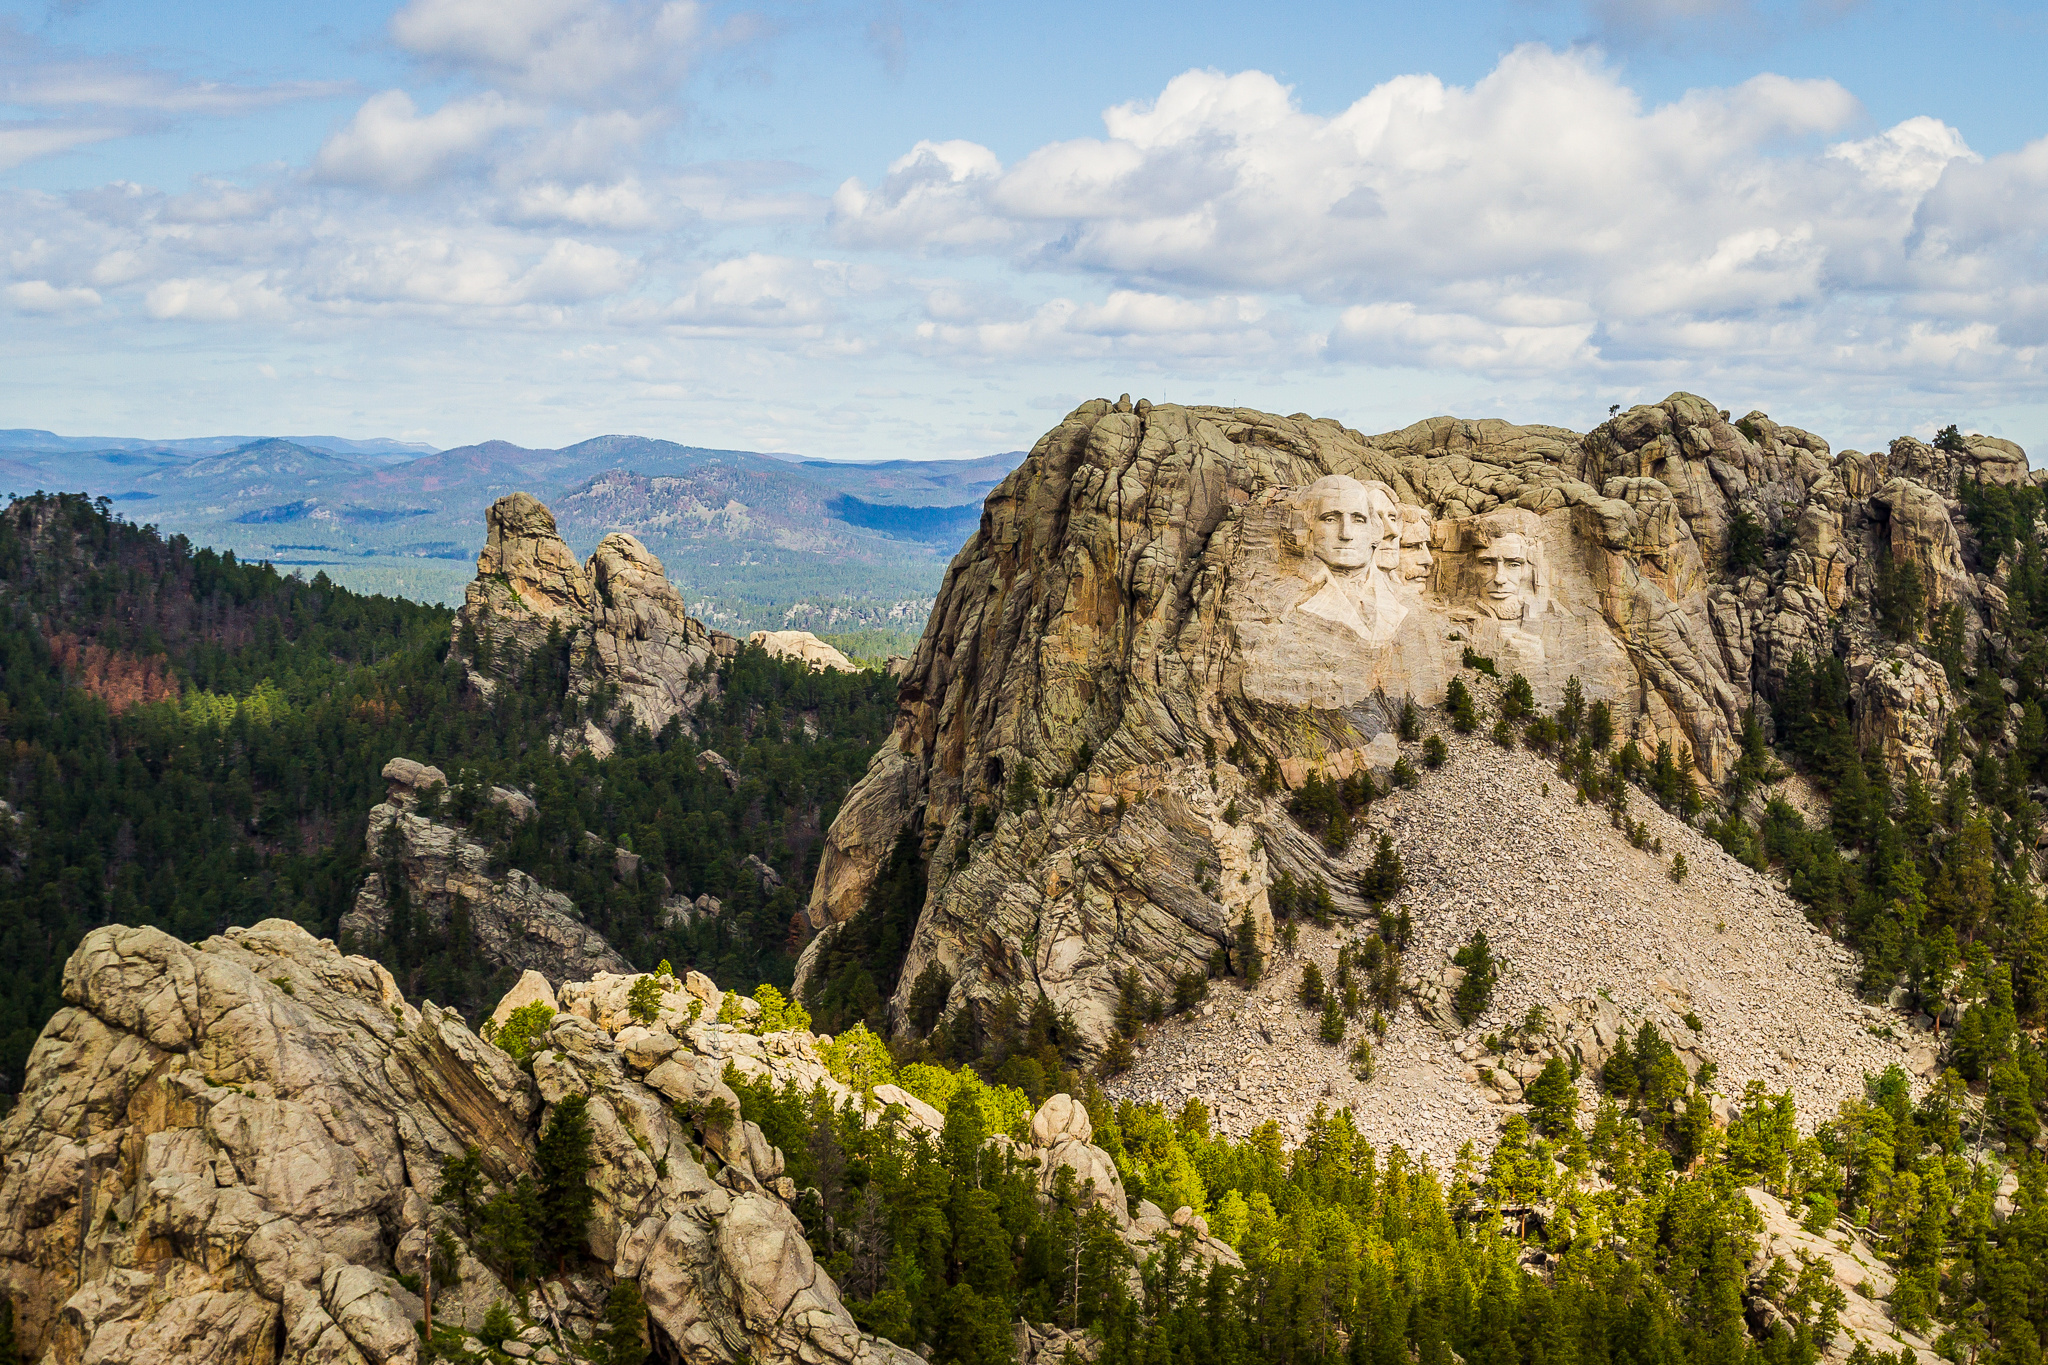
<box><xmin>456</xmin><ymin>493</ymin><xmax>729</xmax><ymax>756</ymax></box>
<box><xmin>1743</xmin><ymin>1188</ymin><xmax>1940</xmax><ymax>1364</ymax></box>
<box><xmin>0</xmin><ymin>919</ymin><xmax>537</xmax><ymax>1365</ymax></box>
<box><xmin>1</xmin><ymin>927</ymin><xmax>1014</xmax><ymax>1365</ymax></box>
<box><xmin>341</xmin><ymin>758</ymin><xmax>633</xmax><ymax>984</ymax></box>
<box><xmin>800</xmin><ymin>394</ymin><xmax>2032</xmax><ymax>1052</ymax></box>
<box><xmin>747</xmin><ymin>630</ymin><xmax>860</xmax><ymax>673</ymax></box>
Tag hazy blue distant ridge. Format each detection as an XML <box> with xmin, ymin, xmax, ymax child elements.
<box><xmin>0</xmin><ymin>427</ymin><xmax>1027</xmax><ymax>634</ymax></box>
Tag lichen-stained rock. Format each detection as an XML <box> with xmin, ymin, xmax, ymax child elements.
<box><xmin>0</xmin><ymin>919</ymin><xmax>537</xmax><ymax>1363</ymax></box>
<box><xmin>7</xmin><ymin>922</ymin><xmax>1280</xmax><ymax>1365</ymax></box>
<box><xmin>585</xmin><ymin>531</ymin><xmax>723</xmax><ymax>735</ymax></box>
<box><xmin>455</xmin><ymin>494</ymin><xmax>720</xmax><ymax>754</ymax></box>
<box><xmin>340</xmin><ymin>758</ymin><xmax>632</xmax><ymax>986</ymax></box>
<box><xmin>0</xmin><ymin>927</ymin><xmax>944</xmax><ymax>1365</ymax></box>
<box><xmin>802</xmin><ymin>393</ymin><xmax>2030</xmax><ymax>1053</ymax></box>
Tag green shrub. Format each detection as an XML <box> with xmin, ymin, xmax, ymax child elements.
<box><xmin>627</xmin><ymin>974</ymin><xmax>665</xmax><ymax>1025</ymax></box>
<box><xmin>493</xmin><ymin>1001</ymin><xmax>557</xmax><ymax>1066</ymax></box>
<box><xmin>481</xmin><ymin>1301</ymin><xmax>519</xmax><ymax>1346</ymax></box>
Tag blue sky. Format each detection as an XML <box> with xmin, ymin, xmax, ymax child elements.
<box><xmin>2</xmin><ymin>0</ymin><xmax>2044</xmax><ymax>459</ymax></box>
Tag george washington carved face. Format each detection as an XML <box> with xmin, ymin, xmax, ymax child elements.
<box><xmin>1301</xmin><ymin>476</ymin><xmax>1397</xmax><ymax>575</ymax></box>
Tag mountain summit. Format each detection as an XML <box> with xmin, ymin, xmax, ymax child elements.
<box><xmin>799</xmin><ymin>393</ymin><xmax>2031</xmax><ymax>1061</ymax></box>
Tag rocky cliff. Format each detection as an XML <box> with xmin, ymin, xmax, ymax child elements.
<box><xmin>455</xmin><ymin>493</ymin><xmax>735</xmax><ymax>756</ymax></box>
<box><xmin>0</xmin><ymin>921</ymin><xmax>1206</xmax><ymax>1365</ymax></box>
<box><xmin>800</xmin><ymin>394</ymin><xmax>2033</xmax><ymax>1051</ymax></box>
<box><xmin>340</xmin><ymin>759</ymin><xmax>635</xmax><ymax>987</ymax></box>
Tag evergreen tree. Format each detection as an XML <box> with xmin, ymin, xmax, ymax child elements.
<box><xmin>593</xmin><ymin>1281</ymin><xmax>650</xmax><ymax>1365</ymax></box>
<box><xmin>537</xmin><ymin>1095</ymin><xmax>596</xmax><ymax>1266</ymax></box>
<box><xmin>1445</xmin><ymin>677</ymin><xmax>1477</xmax><ymax>733</ymax></box>
<box><xmin>1451</xmin><ymin>931</ymin><xmax>1498</xmax><ymax>1024</ymax></box>
<box><xmin>1299</xmin><ymin>962</ymin><xmax>1325</xmax><ymax>1008</ymax></box>
<box><xmin>1359</xmin><ymin>834</ymin><xmax>1406</xmax><ymax>906</ymax></box>
<box><xmin>1524</xmin><ymin>1057</ymin><xmax>1576</xmax><ymax>1138</ymax></box>
<box><xmin>1588</xmin><ymin>699</ymin><xmax>1615</xmax><ymax>750</ymax></box>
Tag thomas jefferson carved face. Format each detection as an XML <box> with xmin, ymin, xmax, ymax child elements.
<box><xmin>1397</xmin><ymin>506</ymin><xmax>1435</xmax><ymax>584</ymax></box>
<box><xmin>1475</xmin><ymin>531</ymin><xmax>1537</xmax><ymax>618</ymax></box>
<box><xmin>1303</xmin><ymin>477</ymin><xmax>1396</xmax><ymax>575</ymax></box>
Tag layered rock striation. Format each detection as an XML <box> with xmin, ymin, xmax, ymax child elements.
<box><xmin>801</xmin><ymin>394</ymin><xmax>2032</xmax><ymax>1050</ymax></box>
<box><xmin>456</xmin><ymin>493</ymin><xmax>733</xmax><ymax>756</ymax></box>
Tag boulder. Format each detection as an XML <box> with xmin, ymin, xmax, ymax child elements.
<box><xmin>869</xmin><ymin>1084</ymin><xmax>944</xmax><ymax>1135</ymax></box>
<box><xmin>1029</xmin><ymin>1093</ymin><xmax>1092</xmax><ymax>1147</ymax></box>
<box><xmin>490</xmin><ymin>970</ymin><xmax>560</xmax><ymax>1029</ymax></box>
<box><xmin>747</xmin><ymin>630</ymin><xmax>859</xmax><ymax>673</ymax></box>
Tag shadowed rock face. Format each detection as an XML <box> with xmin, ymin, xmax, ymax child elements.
<box><xmin>456</xmin><ymin>493</ymin><xmax>729</xmax><ymax>755</ymax></box>
<box><xmin>799</xmin><ymin>393</ymin><xmax>2032</xmax><ymax>1051</ymax></box>
<box><xmin>340</xmin><ymin>758</ymin><xmax>635</xmax><ymax>987</ymax></box>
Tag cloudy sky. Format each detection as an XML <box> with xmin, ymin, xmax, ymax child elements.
<box><xmin>2</xmin><ymin>0</ymin><xmax>2043</xmax><ymax>459</ymax></box>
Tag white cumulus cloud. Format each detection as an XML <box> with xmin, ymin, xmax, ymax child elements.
<box><xmin>4</xmin><ymin>280</ymin><xmax>102</xmax><ymax>312</ymax></box>
<box><xmin>314</xmin><ymin>90</ymin><xmax>535</xmax><ymax>190</ymax></box>
<box><xmin>144</xmin><ymin>274</ymin><xmax>286</xmax><ymax>321</ymax></box>
<box><xmin>657</xmin><ymin>253</ymin><xmax>856</xmax><ymax>333</ymax></box>
<box><xmin>388</xmin><ymin>0</ymin><xmax>704</xmax><ymax>104</ymax></box>
<box><xmin>834</xmin><ymin>47</ymin><xmax>2038</xmax><ymax>388</ymax></box>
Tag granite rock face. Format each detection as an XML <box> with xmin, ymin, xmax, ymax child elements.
<box><xmin>0</xmin><ymin>919</ymin><xmax>537</xmax><ymax>1365</ymax></box>
<box><xmin>340</xmin><ymin>758</ymin><xmax>633</xmax><ymax>986</ymax></box>
<box><xmin>747</xmin><ymin>630</ymin><xmax>860</xmax><ymax>673</ymax></box>
<box><xmin>800</xmin><ymin>394</ymin><xmax>2032</xmax><ymax>1052</ymax></box>
<box><xmin>0</xmin><ymin>925</ymin><xmax>947</xmax><ymax>1365</ymax></box>
<box><xmin>456</xmin><ymin>493</ymin><xmax>728</xmax><ymax>755</ymax></box>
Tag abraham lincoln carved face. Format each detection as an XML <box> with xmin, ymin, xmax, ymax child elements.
<box><xmin>1469</xmin><ymin>524</ymin><xmax>1543</xmax><ymax>621</ymax></box>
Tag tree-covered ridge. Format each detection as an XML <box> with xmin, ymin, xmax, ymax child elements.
<box><xmin>732</xmin><ymin>1016</ymin><xmax>2048</xmax><ymax>1365</ymax></box>
<box><xmin>1680</xmin><ymin>478</ymin><xmax>2048</xmax><ymax>1168</ymax></box>
<box><xmin>0</xmin><ymin>493</ymin><xmax>898</xmax><ymax>1094</ymax></box>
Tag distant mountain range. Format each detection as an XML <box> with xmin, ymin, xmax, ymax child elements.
<box><xmin>0</xmin><ymin>428</ymin><xmax>434</xmax><ymax>462</ymax></box>
<box><xmin>0</xmin><ymin>430</ymin><xmax>1024</xmax><ymax>636</ymax></box>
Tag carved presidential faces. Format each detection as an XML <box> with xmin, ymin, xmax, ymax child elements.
<box><xmin>1397</xmin><ymin>505</ymin><xmax>1435</xmax><ymax>585</ymax></box>
<box><xmin>1303</xmin><ymin>476</ymin><xmax>1395</xmax><ymax>574</ymax></box>
<box><xmin>1473</xmin><ymin>529</ymin><xmax>1539</xmax><ymax>620</ymax></box>
<box><xmin>1290</xmin><ymin>476</ymin><xmax>1405</xmax><ymax>643</ymax></box>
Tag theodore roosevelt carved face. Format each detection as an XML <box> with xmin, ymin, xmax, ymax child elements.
<box><xmin>1397</xmin><ymin>505</ymin><xmax>1435</xmax><ymax>584</ymax></box>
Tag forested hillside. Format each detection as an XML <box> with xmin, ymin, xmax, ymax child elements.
<box><xmin>8</xmin><ymin>472</ymin><xmax>2048</xmax><ymax>1365</ymax></box>
<box><xmin>0</xmin><ymin>493</ymin><xmax>897</xmax><ymax>1094</ymax></box>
